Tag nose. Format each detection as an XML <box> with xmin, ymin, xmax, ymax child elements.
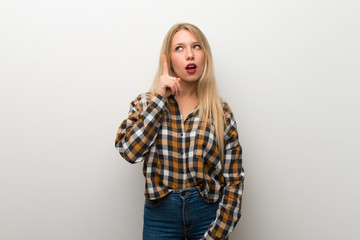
<box><xmin>186</xmin><ymin>48</ymin><xmax>194</xmax><ymax>60</ymax></box>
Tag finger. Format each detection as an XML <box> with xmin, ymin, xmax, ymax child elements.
<box><xmin>162</xmin><ymin>55</ymin><xmax>169</xmax><ymax>76</ymax></box>
<box><xmin>169</xmin><ymin>82</ymin><xmax>176</xmax><ymax>95</ymax></box>
<box><xmin>171</xmin><ymin>78</ymin><xmax>180</xmax><ymax>95</ymax></box>
<box><xmin>163</xmin><ymin>78</ymin><xmax>174</xmax><ymax>94</ymax></box>
<box><xmin>168</xmin><ymin>78</ymin><xmax>178</xmax><ymax>96</ymax></box>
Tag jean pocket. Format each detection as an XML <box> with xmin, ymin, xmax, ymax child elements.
<box><xmin>145</xmin><ymin>198</ymin><xmax>160</xmax><ymax>208</ymax></box>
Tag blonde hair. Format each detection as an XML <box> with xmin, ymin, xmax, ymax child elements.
<box><xmin>150</xmin><ymin>23</ymin><xmax>225</xmax><ymax>161</ymax></box>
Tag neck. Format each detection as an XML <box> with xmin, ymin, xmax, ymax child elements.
<box><xmin>178</xmin><ymin>81</ymin><xmax>198</xmax><ymax>98</ymax></box>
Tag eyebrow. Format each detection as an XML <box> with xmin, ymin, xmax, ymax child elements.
<box><xmin>172</xmin><ymin>41</ymin><xmax>201</xmax><ymax>46</ymax></box>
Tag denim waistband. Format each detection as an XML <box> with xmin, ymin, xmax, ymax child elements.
<box><xmin>168</xmin><ymin>187</ymin><xmax>199</xmax><ymax>198</ymax></box>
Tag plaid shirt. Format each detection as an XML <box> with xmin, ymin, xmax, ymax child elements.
<box><xmin>115</xmin><ymin>93</ymin><xmax>244</xmax><ymax>240</ymax></box>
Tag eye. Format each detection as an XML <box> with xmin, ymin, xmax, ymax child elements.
<box><xmin>175</xmin><ymin>46</ymin><xmax>183</xmax><ymax>51</ymax></box>
<box><xmin>193</xmin><ymin>44</ymin><xmax>201</xmax><ymax>49</ymax></box>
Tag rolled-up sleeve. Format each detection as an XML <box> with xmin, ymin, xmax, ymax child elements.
<box><xmin>115</xmin><ymin>93</ymin><xmax>166</xmax><ymax>163</ymax></box>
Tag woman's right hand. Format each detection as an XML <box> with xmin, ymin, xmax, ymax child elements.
<box><xmin>156</xmin><ymin>55</ymin><xmax>181</xmax><ymax>98</ymax></box>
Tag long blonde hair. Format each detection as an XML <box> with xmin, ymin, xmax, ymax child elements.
<box><xmin>150</xmin><ymin>23</ymin><xmax>225</xmax><ymax>160</ymax></box>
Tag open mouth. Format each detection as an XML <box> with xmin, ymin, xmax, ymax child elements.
<box><xmin>185</xmin><ymin>63</ymin><xmax>197</xmax><ymax>74</ymax></box>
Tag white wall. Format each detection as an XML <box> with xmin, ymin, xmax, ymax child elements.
<box><xmin>1</xmin><ymin>0</ymin><xmax>359</xmax><ymax>239</ymax></box>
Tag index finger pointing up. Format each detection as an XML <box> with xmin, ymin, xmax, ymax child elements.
<box><xmin>162</xmin><ymin>55</ymin><xmax>169</xmax><ymax>76</ymax></box>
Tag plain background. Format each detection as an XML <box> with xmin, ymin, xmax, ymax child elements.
<box><xmin>1</xmin><ymin>0</ymin><xmax>359</xmax><ymax>239</ymax></box>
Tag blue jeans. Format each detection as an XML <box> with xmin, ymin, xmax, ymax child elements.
<box><xmin>143</xmin><ymin>188</ymin><xmax>228</xmax><ymax>240</ymax></box>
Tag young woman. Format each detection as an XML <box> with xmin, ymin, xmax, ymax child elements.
<box><xmin>115</xmin><ymin>23</ymin><xmax>244</xmax><ymax>240</ymax></box>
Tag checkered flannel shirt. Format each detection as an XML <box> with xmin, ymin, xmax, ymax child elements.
<box><xmin>115</xmin><ymin>93</ymin><xmax>244</xmax><ymax>240</ymax></box>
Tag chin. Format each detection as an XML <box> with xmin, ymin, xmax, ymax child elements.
<box><xmin>182</xmin><ymin>77</ymin><xmax>200</xmax><ymax>83</ymax></box>
<box><xmin>181</xmin><ymin>74</ymin><xmax>202</xmax><ymax>81</ymax></box>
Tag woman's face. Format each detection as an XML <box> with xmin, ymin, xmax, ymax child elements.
<box><xmin>170</xmin><ymin>30</ymin><xmax>205</xmax><ymax>83</ymax></box>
